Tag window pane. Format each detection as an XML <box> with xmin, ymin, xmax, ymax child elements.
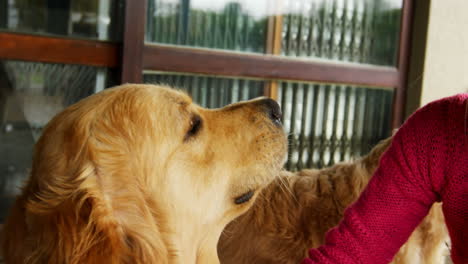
<box><xmin>146</xmin><ymin>0</ymin><xmax>402</xmax><ymax>66</ymax></box>
<box><xmin>278</xmin><ymin>82</ymin><xmax>394</xmax><ymax>171</ymax></box>
<box><xmin>0</xmin><ymin>0</ymin><xmax>124</xmax><ymax>41</ymax></box>
<box><xmin>146</xmin><ymin>0</ymin><xmax>270</xmax><ymax>53</ymax></box>
<box><xmin>280</xmin><ymin>0</ymin><xmax>403</xmax><ymax>66</ymax></box>
<box><xmin>0</xmin><ymin>60</ymin><xmax>110</xmax><ymax>221</ymax></box>
<box><xmin>144</xmin><ymin>72</ymin><xmax>265</xmax><ymax>108</ymax></box>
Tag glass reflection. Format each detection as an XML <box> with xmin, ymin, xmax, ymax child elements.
<box><xmin>0</xmin><ymin>61</ymin><xmax>108</xmax><ymax>221</ymax></box>
<box><xmin>144</xmin><ymin>72</ymin><xmax>265</xmax><ymax>108</ymax></box>
<box><xmin>0</xmin><ymin>0</ymin><xmax>123</xmax><ymax>41</ymax></box>
<box><xmin>146</xmin><ymin>0</ymin><xmax>270</xmax><ymax>52</ymax></box>
<box><xmin>146</xmin><ymin>0</ymin><xmax>403</xmax><ymax>66</ymax></box>
<box><xmin>277</xmin><ymin>82</ymin><xmax>393</xmax><ymax>170</ymax></box>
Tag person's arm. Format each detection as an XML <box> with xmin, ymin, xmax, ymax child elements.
<box><xmin>302</xmin><ymin>99</ymin><xmax>449</xmax><ymax>264</ymax></box>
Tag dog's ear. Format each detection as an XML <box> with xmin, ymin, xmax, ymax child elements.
<box><xmin>15</xmin><ymin>108</ymin><xmax>169</xmax><ymax>263</ymax></box>
<box><xmin>15</xmin><ymin>113</ymin><xmax>126</xmax><ymax>262</ymax></box>
<box><xmin>24</xmin><ymin>109</ymin><xmax>95</xmax><ymax>214</ymax></box>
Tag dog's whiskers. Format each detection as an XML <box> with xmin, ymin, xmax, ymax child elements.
<box><xmin>275</xmin><ymin>174</ymin><xmax>298</xmax><ymax>205</ymax></box>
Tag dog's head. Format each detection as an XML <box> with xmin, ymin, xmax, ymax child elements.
<box><xmin>6</xmin><ymin>84</ymin><xmax>287</xmax><ymax>263</ymax></box>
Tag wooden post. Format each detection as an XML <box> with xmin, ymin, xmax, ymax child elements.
<box><xmin>264</xmin><ymin>0</ymin><xmax>283</xmax><ymax>100</ymax></box>
<box><xmin>121</xmin><ymin>0</ymin><xmax>147</xmax><ymax>84</ymax></box>
<box><xmin>392</xmin><ymin>0</ymin><xmax>415</xmax><ymax>128</ymax></box>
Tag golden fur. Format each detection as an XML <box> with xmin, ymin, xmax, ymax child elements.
<box><xmin>1</xmin><ymin>84</ymin><xmax>287</xmax><ymax>264</ymax></box>
<box><xmin>218</xmin><ymin>137</ymin><xmax>449</xmax><ymax>264</ymax></box>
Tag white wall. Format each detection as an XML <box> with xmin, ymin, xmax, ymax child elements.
<box><xmin>409</xmin><ymin>0</ymin><xmax>468</xmax><ymax>113</ymax></box>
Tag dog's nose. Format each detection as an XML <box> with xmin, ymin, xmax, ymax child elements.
<box><xmin>256</xmin><ymin>98</ymin><xmax>282</xmax><ymax>126</ymax></box>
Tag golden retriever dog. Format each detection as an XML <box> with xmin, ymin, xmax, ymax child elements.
<box><xmin>1</xmin><ymin>84</ymin><xmax>287</xmax><ymax>264</ymax></box>
<box><xmin>219</xmin><ymin>137</ymin><xmax>449</xmax><ymax>264</ymax></box>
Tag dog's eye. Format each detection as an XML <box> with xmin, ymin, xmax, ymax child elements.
<box><xmin>184</xmin><ymin>115</ymin><xmax>202</xmax><ymax>141</ymax></box>
<box><xmin>234</xmin><ymin>190</ymin><xmax>254</xmax><ymax>205</ymax></box>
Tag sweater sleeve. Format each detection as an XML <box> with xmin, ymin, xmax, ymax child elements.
<box><xmin>302</xmin><ymin>99</ymin><xmax>450</xmax><ymax>264</ymax></box>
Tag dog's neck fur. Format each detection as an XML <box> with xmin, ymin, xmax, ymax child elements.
<box><xmin>2</xmin><ymin>183</ymin><xmax>226</xmax><ymax>264</ymax></box>
<box><xmin>7</xmin><ymin>201</ymin><xmax>224</xmax><ymax>264</ymax></box>
<box><xmin>162</xmin><ymin>218</ymin><xmax>223</xmax><ymax>263</ymax></box>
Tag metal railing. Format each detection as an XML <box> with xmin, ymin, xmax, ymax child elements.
<box><xmin>279</xmin><ymin>82</ymin><xmax>393</xmax><ymax>170</ymax></box>
<box><xmin>144</xmin><ymin>73</ymin><xmax>265</xmax><ymax>109</ymax></box>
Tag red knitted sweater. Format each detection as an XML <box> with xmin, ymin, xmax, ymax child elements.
<box><xmin>302</xmin><ymin>94</ymin><xmax>468</xmax><ymax>264</ymax></box>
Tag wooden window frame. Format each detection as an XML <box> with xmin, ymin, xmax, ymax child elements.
<box><xmin>0</xmin><ymin>33</ymin><xmax>119</xmax><ymax>67</ymax></box>
<box><xmin>0</xmin><ymin>0</ymin><xmax>414</xmax><ymax>128</ymax></box>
